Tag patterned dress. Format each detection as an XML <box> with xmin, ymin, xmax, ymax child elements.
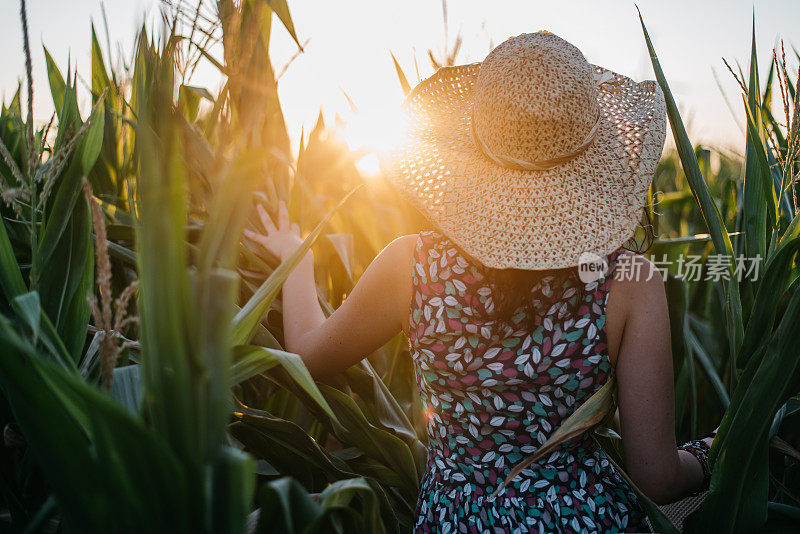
<box><xmin>408</xmin><ymin>230</ymin><xmax>648</xmax><ymax>533</ymax></box>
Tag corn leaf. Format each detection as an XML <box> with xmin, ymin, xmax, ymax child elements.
<box><xmin>233</xmin><ymin>345</ymin><xmax>339</xmax><ymax>424</ymax></box>
<box><xmin>741</xmin><ymin>94</ymin><xmax>779</xmax><ymax>232</ymax></box>
<box><xmin>637</xmin><ymin>8</ymin><xmax>744</xmax><ymax>373</ymax></box>
<box><xmin>0</xmin><ymin>316</ymin><xmax>188</xmax><ymax>533</ymax></box>
<box><xmin>264</xmin><ymin>0</ymin><xmax>302</xmax><ymax>50</ymax></box>
<box><xmin>210</xmin><ymin>447</ymin><xmax>255</xmax><ymax>534</ymax></box>
<box><xmin>254</xmin><ymin>477</ymin><xmax>322</xmax><ymax>533</ymax></box>
<box><xmin>10</xmin><ymin>291</ymin><xmax>40</xmax><ymax>342</ymax></box>
<box><xmin>738</xmin><ymin>234</ymin><xmax>800</xmax><ymax>367</ymax></box>
<box><xmin>320</xmin><ymin>384</ymin><xmax>420</xmax><ymax>493</ymax></box>
<box><xmin>493</xmin><ymin>376</ymin><xmax>617</xmax><ymax>497</ymax></box>
<box><xmin>42</xmin><ymin>46</ymin><xmax>66</xmax><ymax>117</ymax></box>
<box><xmin>0</xmin><ymin>215</ymin><xmax>26</xmax><ymax>300</ymax></box>
<box><xmin>693</xmin><ymin>283</ymin><xmax>800</xmax><ymax>531</ymax></box>
<box><xmin>111</xmin><ymin>364</ymin><xmax>144</xmax><ymax>415</ymax></box>
<box><xmin>318</xmin><ymin>477</ymin><xmax>383</xmax><ymax>533</ymax></box>
<box><xmin>741</xmin><ymin>19</ymin><xmax>770</xmax><ymax>262</ymax></box>
<box><xmin>230</xmin><ymin>409</ymin><xmax>357</xmax><ymax>488</ymax></box>
<box><xmin>37</xmin><ymin>175</ymin><xmax>94</xmax><ymax>359</ymax></box>
<box><xmin>390</xmin><ymin>51</ymin><xmax>412</xmax><ymax>96</ymax></box>
<box><xmin>232</xmin><ymin>185</ymin><xmax>361</xmax><ymax>345</ymax></box>
<box><xmin>90</xmin><ymin>23</ymin><xmax>113</xmax><ymax>97</ymax></box>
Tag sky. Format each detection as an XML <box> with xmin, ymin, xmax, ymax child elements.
<box><xmin>1</xmin><ymin>0</ymin><xmax>799</xmax><ymax>165</ymax></box>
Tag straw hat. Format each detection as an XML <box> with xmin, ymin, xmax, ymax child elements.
<box><xmin>384</xmin><ymin>31</ymin><xmax>667</xmax><ymax>270</ymax></box>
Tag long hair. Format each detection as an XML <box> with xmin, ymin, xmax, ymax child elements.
<box><xmin>475</xmin><ymin>207</ymin><xmax>656</xmax><ymax>326</ymax></box>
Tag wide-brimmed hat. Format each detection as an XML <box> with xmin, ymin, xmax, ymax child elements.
<box><xmin>384</xmin><ymin>31</ymin><xmax>667</xmax><ymax>270</ymax></box>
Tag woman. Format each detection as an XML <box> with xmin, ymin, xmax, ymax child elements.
<box><xmin>245</xmin><ymin>32</ymin><xmax>713</xmax><ymax>533</ymax></box>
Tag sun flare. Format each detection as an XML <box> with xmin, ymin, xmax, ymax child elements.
<box><xmin>342</xmin><ymin>104</ymin><xmax>409</xmax><ymax>177</ymax></box>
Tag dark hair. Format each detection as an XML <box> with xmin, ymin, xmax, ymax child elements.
<box><xmin>477</xmin><ymin>207</ymin><xmax>656</xmax><ymax>326</ymax></box>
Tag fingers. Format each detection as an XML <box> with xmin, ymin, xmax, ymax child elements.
<box><xmin>278</xmin><ymin>200</ymin><xmax>290</xmax><ymax>231</ymax></box>
<box><xmin>249</xmin><ymin>199</ymin><xmax>295</xmax><ymax>243</ymax></box>
<box><xmin>242</xmin><ymin>228</ymin><xmax>266</xmax><ymax>246</ymax></box>
<box><xmin>257</xmin><ymin>203</ymin><xmax>277</xmax><ymax>234</ymax></box>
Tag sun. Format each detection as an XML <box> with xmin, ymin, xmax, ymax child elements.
<box><xmin>342</xmin><ymin>104</ymin><xmax>409</xmax><ymax>177</ymax></box>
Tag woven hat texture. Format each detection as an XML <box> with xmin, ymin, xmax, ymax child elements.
<box><xmin>384</xmin><ymin>31</ymin><xmax>667</xmax><ymax>270</ymax></box>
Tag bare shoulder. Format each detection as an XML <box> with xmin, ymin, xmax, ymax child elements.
<box><xmin>606</xmin><ymin>251</ymin><xmax>669</xmax><ymax>366</ymax></box>
<box><xmin>613</xmin><ymin>251</ymin><xmax>664</xmax><ymax>286</ymax></box>
<box><xmin>369</xmin><ymin>234</ymin><xmax>418</xmax><ymax>332</ymax></box>
<box><xmin>376</xmin><ymin>234</ymin><xmax>418</xmax><ymax>267</ymax></box>
<box><xmin>610</xmin><ymin>251</ymin><xmax>667</xmax><ymax>316</ymax></box>
<box><xmin>387</xmin><ymin>233</ymin><xmax>419</xmax><ymax>252</ymax></box>
<box><xmin>364</xmin><ymin>234</ymin><xmax>419</xmax><ymax>283</ymax></box>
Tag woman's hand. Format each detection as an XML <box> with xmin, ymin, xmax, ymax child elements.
<box><xmin>243</xmin><ymin>200</ymin><xmax>302</xmax><ymax>261</ymax></box>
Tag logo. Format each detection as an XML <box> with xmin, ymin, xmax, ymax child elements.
<box><xmin>578</xmin><ymin>251</ymin><xmax>608</xmax><ymax>283</ymax></box>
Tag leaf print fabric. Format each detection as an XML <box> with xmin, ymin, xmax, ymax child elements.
<box><xmin>408</xmin><ymin>230</ymin><xmax>648</xmax><ymax>533</ymax></box>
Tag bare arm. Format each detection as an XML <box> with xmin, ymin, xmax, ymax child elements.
<box><xmin>608</xmin><ymin>255</ymin><xmax>708</xmax><ymax>504</ymax></box>
<box><xmin>244</xmin><ymin>201</ymin><xmax>415</xmax><ymax>377</ymax></box>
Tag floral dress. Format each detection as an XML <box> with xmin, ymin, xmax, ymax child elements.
<box><xmin>408</xmin><ymin>230</ymin><xmax>648</xmax><ymax>533</ymax></box>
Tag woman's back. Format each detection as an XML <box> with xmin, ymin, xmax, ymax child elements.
<box><xmin>408</xmin><ymin>230</ymin><xmax>646</xmax><ymax>533</ymax></box>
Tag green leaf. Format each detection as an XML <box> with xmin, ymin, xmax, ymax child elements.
<box><xmin>319</xmin><ymin>384</ymin><xmax>419</xmax><ymax>493</ymax></box>
<box><xmin>178</xmin><ymin>85</ymin><xmax>213</xmax><ymax>121</ymax></box>
<box><xmin>0</xmin><ymin>215</ymin><xmax>26</xmax><ymax>300</ymax></box>
<box><xmin>35</xmin><ymin>154</ymin><xmax>84</xmax><ymax>270</ymax></box>
<box><xmin>232</xmin><ymin>185</ymin><xmax>362</xmax><ymax>345</ymax></box>
<box><xmin>233</xmin><ymin>345</ymin><xmax>339</xmax><ymax>424</ymax></box>
<box><xmin>37</xmin><ymin>307</ymin><xmax>74</xmax><ymax>368</ymax></box>
<box><xmin>738</xmin><ymin>236</ymin><xmax>800</xmax><ymax>368</ymax></box>
<box><xmin>230</xmin><ymin>409</ymin><xmax>357</xmax><ymax>490</ymax></box>
<box><xmin>196</xmin><ymin>151</ymin><xmax>264</xmax><ymax>274</ymax></box>
<box><xmin>37</xmin><ymin>184</ymin><xmax>93</xmax><ymax>359</ymax></box>
<box><xmin>764</xmin><ymin>502</ymin><xmax>800</xmax><ymax>530</ymax></box>
<box><xmin>191</xmin><ymin>267</ymin><xmax>240</xmax><ymax>465</ymax></box>
<box><xmin>231</xmin><ymin>344</ymin><xmax>279</xmax><ymax>384</ymax></box>
<box><xmin>78</xmin><ymin>95</ymin><xmax>106</xmax><ymax>175</ymax></box>
<box><xmin>637</xmin><ymin>7</ymin><xmax>744</xmax><ymax>376</ymax></box>
<box><xmin>685</xmin><ymin>324</ymin><xmax>730</xmax><ymax>407</ymax></box>
<box><xmin>11</xmin><ymin>291</ymin><xmax>41</xmax><ymax>342</ymax></box>
<box><xmin>637</xmin><ymin>12</ymin><xmax>735</xmax><ymax>263</ymax></box>
<box><xmin>111</xmin><ymin>364</ymin><xmax>144</xmax><ymax>415</ymax></box>
<box><xmin>741</xmin><ymin>93</ymin><xmax>778</xmax><ymax>232</ymax></box>
<box><xmin>694</xmin><ymin>284</ymin><xmax>800</xmax><ymax>531</ymax></box>
<box><xmin>210</xmin><ymin>447</ymin><xmax>255</xmax><ymax>534</ymax></box>
<box><xmin>319</xmin><ymin>477</ymin><xmax>383</xmax><ymax>533</ymax></box>
<box><xmin>90</xmin><ymin>23</ymin><xmax>113</xmax><ymax>97</ymax></box>
<box><xmin>0</xmin><ymin>315</ymin><xmax>188</xmax><ymax>532</ymax></box>
<box><xmin>134</xmin><ymin>56</ymin><xmax>196</xmax><ymax>466</ymax></box>
<box><xmin>741</xmin><ymin>18</ymin><xmax>769</xmax><ymax>262</ymax></box>
<box><xmin>255</xmin><ymin>477</ymin><xmax>322</xmax><ymax>534</ymax></box>
<box><xmin>345</xmin><ymin>359</ymin><xmax>427</xmax><ymax>472</ymax></box>
<box><xmin>42</xmin><ymin>46</ymin><xmax>66</xmax><ymax>116</ymax></box>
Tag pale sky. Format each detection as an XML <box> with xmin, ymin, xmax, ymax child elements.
<box><xmin>2</xmin><ymin>0</ymin><xmax>799</xmax><ymax>163</ymax></box>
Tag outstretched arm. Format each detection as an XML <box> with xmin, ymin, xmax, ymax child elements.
<box><xmin>244</xmin><ymin>201</ymin><xmax>415</xmax><ymax>377</ymax></box>
<box><xmin>609</xmin><ymin>255</ymin><xmax>712</xmax><ymax>504</ymax></box>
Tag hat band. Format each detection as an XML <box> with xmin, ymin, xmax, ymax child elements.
<box><xmin>471</xmin><ymin>110</ymin><xmax>602</xmax><ymax>171</ymax></box>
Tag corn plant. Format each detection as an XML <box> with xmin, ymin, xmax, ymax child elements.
<box><xmin>3</xmin><ymin>0</ymin><xmax>798</xmax><ymax>532</ymax></box>
<box><xmin>1</xmin><ymin>0</ymin><xmax>422</xmax><ymax>531</ymax></box>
